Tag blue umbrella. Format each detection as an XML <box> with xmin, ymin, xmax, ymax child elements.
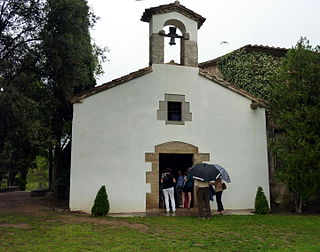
<box><xmin>188</xmin><ymin>163</ymin><xmax>221</xmax><ymax>182</ymax></box>
<box><xmin>213</xmin><ymin>164</ymin><xmax>231</xmax><ymax>183</ymax></box>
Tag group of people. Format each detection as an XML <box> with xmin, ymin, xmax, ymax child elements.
<box><xmin>160</xmin><ymin>168</ymin><xmax>224</xmax><ymax>218</ymax></box>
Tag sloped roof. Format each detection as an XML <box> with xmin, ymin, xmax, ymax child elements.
<box><xmin>141</xmin><ymin>1</ymin><xmax>206</xmax><ymax>29</ymax></box>
<box><xmin>69</xmin><ymin>64</ymin><xmax>267</xmax><ymax>108</ymax></box>
<box><xmin>199</xmin><ymin>69</ymin><xmax>267</xmax><ymax>108</ymax></box>
<box><xmin>199</xmin><ymin>44</ymin><xmax>288</xmax><ymax>68</ymax></box>
<box><xmin>69</xmin><ymin>67</ymin><xmax>152</xmax><ymax>103</ymax></box>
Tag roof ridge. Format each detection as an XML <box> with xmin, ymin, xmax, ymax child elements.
<box><xmin>141</xmin><ymin>1</ymin><xmax>206</xmax><ymax>29</ymax></box>
<box><xmin>199</xmin><ymin>44</ymin><xmax>288</xmax><ymax>67</ymax></box>
<box><xmin>69</xmin><ymin>66</ymin><xmax>152</xmax><ymax>103</ymax></box>
<box><xmin>198</xmin><ymin>69</ymin><xmax>268</xmax><ymax>108</ymax></box>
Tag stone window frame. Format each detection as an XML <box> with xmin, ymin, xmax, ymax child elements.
<box><xmin>145</xmin><ymin>141</ymin><xmax>210</xmax><ymax>210</ymax></box>
<box><xmin>157</xmin><ymin>94</ymin><xmax>192</xmax><ymax>125</ymax></box>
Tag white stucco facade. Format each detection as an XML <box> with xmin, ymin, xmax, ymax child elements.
<box><xmin>69</xmin><ymin>64</ymin><xmax>270</xmax><ymax>214</ymax></box>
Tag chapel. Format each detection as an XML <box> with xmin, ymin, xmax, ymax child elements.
<box><xmin>69</xmin><ymin>1</ymin><xmax>269</xmax><ymax>213</ymax></box>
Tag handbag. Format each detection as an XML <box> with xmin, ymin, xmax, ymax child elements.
<box><xmin>222</xmin><ymin>182</ymin><xmax>227</xmax><ymax>190</ymax></box>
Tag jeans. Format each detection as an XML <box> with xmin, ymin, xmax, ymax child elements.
<box><xmin>216</xmin><ymin>191</ymin><xmax>224</xmax><ymax>211</ymax></box>
<box><xmin>163</xmin><ymin>187</ymin><xmax>176</xmax><ymax>212</ymax></box>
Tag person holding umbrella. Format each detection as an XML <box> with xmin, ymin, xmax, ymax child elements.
<box><xmin>194</xmin><ymin>179</ymin><xmax>211</xmax><ymax>219</ymax></box>
<box><xmin>188</xmin><ymin>163</ymin><xmax>222</xmax><ymax>219</ymax></box>
<box><xmin>212</xmin><ymin>164</ymin><xmax>231</xmax><ymax>215</ymax></box>
<box><xmin>212</xmin><ymin>178</ymin><xmax>224</xmax><ymax>215</ymax></box>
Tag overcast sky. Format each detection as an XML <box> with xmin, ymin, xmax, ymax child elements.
<box><xmin>88</xmin><ymin>0</ymin><xmax>320</xmax><ymax>85</ymax></box>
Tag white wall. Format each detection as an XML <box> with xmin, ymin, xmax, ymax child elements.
<box><xmin>70</xmin><ymin>64</ymin><xmax>269</xmax><ymax>213</ymax></box>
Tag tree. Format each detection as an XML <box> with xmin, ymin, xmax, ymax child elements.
<box><xmin>0</xmin><ymin>0</ymin><xmax>46</xmax><ymax>187</ymax></box>
<box><xmin>254</xmin><ymin>186</ymin><xmax>269</xmax><ymax>214</ymax></box>
<box><xmin>270</xmin><ymin>38</ymin><xmax>320</xmax><ymax>214</ymax></box>
<box><xmin>0</xmin><ymin>0</ymin><xmax>45</xmax><ymax>88</ymax></box>
<box><xmin>0</xmin><ymin>0</ymin><xmax>104</xmax><ymax>191</ymax></box>
<box><xmin>41</xmin><ymin>0</ymin><xmax>98</xmax><ymax>195</ymax></box>
<box><xmin>91</xmin><ymin>185</ymin><xmax>109</xmax><ymax>216</ymax></box>
<box><xmin>0</xmin><ymin>56</ymin><xmax>47</xmax><ymax>188</ymax></box>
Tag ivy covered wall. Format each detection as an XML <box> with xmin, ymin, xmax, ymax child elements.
<box><xmin>199</xmin><ymin>45</ymin><xmax>288</xmax><ymax>101</ymax></box>
<box><xmin>217</xmin><ymin>48</ymin><xmax>284</xmax><ymax>100</ymax></box>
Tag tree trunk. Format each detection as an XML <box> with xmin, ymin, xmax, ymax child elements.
<box><xmin>52</xmin><ymin>146</ymin><xmax>62</xmax><ymax>190</ymax></box>
<box><xmin>48</xmin><ymin>149</ymin><xmax>54</xmax><ymax>191</ymax></box>
<box><xmin>295</xmin><ymin>193</ymin><xmax>302</xmax><ymax>214</ymax></box>
<box><xmin>7</xmin><ymin>166</ymin><xmax>13</xmax><ymax>187</ymax></box>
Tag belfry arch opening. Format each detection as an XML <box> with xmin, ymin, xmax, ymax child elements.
<box><xmin>163</xmin><ymin>19</ymin><xmax>186</xmax><ymax>64</ymax></box>
<box><xmin>163</xmin><ymin>25</ymin><xmax>182</xmax><ymax>64</ymax></box>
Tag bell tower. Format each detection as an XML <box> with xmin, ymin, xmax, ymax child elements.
<box><xmin>141</xmin><ymin>1</ymin><xmax>205</xmax><ymax>67</ymax></box>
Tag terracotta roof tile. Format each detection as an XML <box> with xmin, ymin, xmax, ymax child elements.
<box><xmin>69</xmin><ymin>65</ymin><xmax>268</xmax><ymax>108</ymax></box>
<box><xmin>199</xmin><ymin>69</ymin><xmax>268</xmax><ymax>108</ymax></box>
<box><xmin>141</xmin><ymin>1</ymin><xmax>206</xmax><ymax>29</ymax></box>
<box><xmin>199</xmin><ymin>44</ymin><xmax>288</xmax><ymax>68</ymax></box>
<box><xmin>69</xmin><ymin>67</ymin><xmax>153</xmax><ymax>103</ymax></box>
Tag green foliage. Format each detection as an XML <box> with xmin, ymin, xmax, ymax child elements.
<box><xmin>270</xmin><ymin>38</ymin><xmax>320</xmax><ymax>213</ymax></box>
<box><xmin>0</xmin><ymin>0</ymin><xmax>46</xmax><ymax>188</ymax></box>
<box><xmin>43</xmin><ymin>0</ymin><xmax>97</xmax><ymax>96</ymax></box>
<box><xmin>91</xmin><ymin>185</ymin><xmax>109</xmax><ymax>217</ymax></box>
<box><xmin>26</xmin><ymin>156</ymin><xmax>49</xmax><ymax>191</ymax></box>
<box><xmin>0</xmin><ymin>0</ymin><xmax>45</xmax><ymax>86</ymax></box>
<box><xmin>41</xmin><ymin>0</ymin><xmax>99</xmax><ymax>193</ymax></box>
<box><xmin>254</xmin><ymin>186</ymin><xmax>269</xmax><ymax>214</ymax></box>
<box><xmin>217</xmin><ymin>49</ymin><xmax>282</xmax><ymax>100</ymax></box>
<box><xmin>0</xmin><ymin>0</ymin><xmax>105</xmax><ymax>193</ymax></box>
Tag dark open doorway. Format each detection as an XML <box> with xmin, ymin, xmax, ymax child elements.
<box><xmin>159</xmin><ymin>153</ymin><xmax>193</xmax><ymax>208</ymax></box>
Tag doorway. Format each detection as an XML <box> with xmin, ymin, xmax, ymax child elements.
<box><xmin>145</xmin><ymin>141</ymin><xmax>210</xmax><ymax>210</ymax></box>
<box><xmin>159</xmin><ymin>153</ymin><xmax>193</xmax><ymax>208</ymax></box>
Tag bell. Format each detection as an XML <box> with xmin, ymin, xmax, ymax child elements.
<box><xmin>168</xmin><ymin>26</ymin><xmax>177</xmax><ymax>36</ymax></box>
<box><xmin>168</xmin><ymin>27</ymin><xmax>177</xmax><ymax>46</ymax></box>
<box><xmin>169</xmin><ymin>37</ymin><xmax>176</xmax><ymax>46</ymax></box>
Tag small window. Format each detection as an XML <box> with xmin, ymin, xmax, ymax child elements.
<box><xmin>157</xmin><ymin>94</ymin><xmax>192</xmax><ymax>125</ymax></box>
<box><xmin>167</xmin><ymin>101</ymin><xmax>182</xmax><ymax>121</ymax></box>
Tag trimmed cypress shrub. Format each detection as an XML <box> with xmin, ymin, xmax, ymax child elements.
<box><xmin>254</xmin><ymin>186</ymin><xmax>269</xmax><ymax>214</ymax></box>
<box><xmin>91</xmin><ymin>185</ymin><xmax>109</xmax><ymax>216</ymax></box>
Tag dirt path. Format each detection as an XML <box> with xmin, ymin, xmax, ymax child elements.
<box><xmin>0</xmin><ymin>191</ymin><xmax>149</xmax><ymax>231</ymax></box>
<box><xmin>0</xmin><ymin>191</ymin><xmax>66</xmax><ymax>215</ymax></box>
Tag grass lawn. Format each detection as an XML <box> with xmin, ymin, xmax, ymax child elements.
<box><xmin>0</xmin><ymin>212</ymin><xmax>319</xmax><ymax>252</ymax></box>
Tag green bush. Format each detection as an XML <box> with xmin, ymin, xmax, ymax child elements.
<box><xmin>91</xmin><ymin>185</ymin><xmax>109</xmax><ymax>216</ymax></box>
<box><xmin>254</xmin><ymin>186</ymin><xmax>269</xmax><ymax>214</ymax></box>
<box><xmin>26</xmin><ymin>156</ymin><xmax>49</xmax><ymax>191</ymax></box>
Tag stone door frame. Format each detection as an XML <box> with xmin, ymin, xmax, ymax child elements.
<box><xmin>145</xmin><ymin>141</ymin><xmax>210</xmax><ymax>209</ymax></box>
